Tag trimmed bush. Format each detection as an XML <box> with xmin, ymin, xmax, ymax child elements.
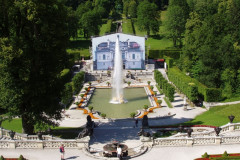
<box><xmin>201</xmin><ymin>152</ymin><xmax>209</xmax><ymax>158</ymax></box>
<box><xmin>222</xmin><ymin>151</ymin><xmax>228</xmax><ymax>157</ymax></box>
<box><xmin>148</xmin><ymin>49</ymin><xmax>181</xmax><ymax>59</ymax></box>
<box><xmin>143</xmin><ymin>105</ymin><xmax>148</xmax><ymax>110</ymax></box>
<box><xmin>72</xmin><ymin>71</ymin><xmax>85</xmax><ymax>94</ymax></box>
<box><xmin>18</xmin><ymin>155</ymin><xmax>24</xmax><ymax>160</ymax></box>
<box><xmin>88</xmin><ymin>106</ymin><xmax>93</xmax><ymax>112</ymax></box>
<box><xmin>167</xmin><ymin>85</ymin><xmax>175</xmax><ymax>102</ymax></box>
<box><xmin>130</xmin><ymin>112</ymin><xmax>136</xmax><ymax>118</ymax></box>
<box><xmin>60</xmin><ymin>69</ymin><xmax>71</xmax><ymax>85</ymax></box>
<box><xmin>165</xmin><ymin>57</ymin><xmax>173</xmax><ymax>68</ymax></box>
<box><xmin>168</xmin><ymin>67</ymin><xmax>222</xmax><ymax>102</ymax></box>
<box><xmin>0</xmin><ymin>156</ymin><xmax>4</xmax><ymax>160</ymax></box>
<box><xmin>61</xmin><ymin>82</ymin><xmax>73</xmax><ymax>105</ymax></box>
<box><xmin>101</xmin><ymin>113</ymin><xmax>106</xmax><ymax>119</ymax></box>
<box><xmin>188</xmin><ymin>83</ymin><xmax>198</xmax><ymax>102</ymax></box>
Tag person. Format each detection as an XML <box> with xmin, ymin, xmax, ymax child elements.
<box><xmin>116</xmin><ymin>145</ymin><xmax>122</xmax><ymax>160</ymax></box>
<box><xmin>135</xmin><ymin>118</ymin><xmax>138</xmax><ymax>127</ymax></box>
<box><xmin>60</xmin><ymin>144</ymin><xmax>65</xmax><ymax>160</ymax></box>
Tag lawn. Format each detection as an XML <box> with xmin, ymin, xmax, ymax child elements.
<box><xmin>184</xmin><ymin>103</ymin><xmax>240</xmax><ymax>126</ymax></box>
<box><xmin>1</xmin><ymin>118</ymin><xmax>83</xmax><ymax>139</ymax></box>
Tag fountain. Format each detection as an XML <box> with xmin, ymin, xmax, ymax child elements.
<box><xmin>110</xmin><ymin>35</ymin><xmax>127</xmax><ymax>104</ymax></box>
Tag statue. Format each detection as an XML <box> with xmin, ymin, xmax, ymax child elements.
<box><xmin>78</xmin><ymin>115</ymin><xmax>95</xmax><ymax>138</ymax></box>
<box><xmin>142</xmin><ymin>115</ymin><xmax>149</xmax><ymax>128</ymax></box>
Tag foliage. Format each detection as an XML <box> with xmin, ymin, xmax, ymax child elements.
<box><xmin>0</xmin><ymin>0</ymin><xmax>70</xmax><ymax>134</ymax></box>
<box><xmin>137</xmin><ymin>0</ymin><xmax>160</xmax><ymax>36</ymax></box>
<box><xmin>100</xmin><ymin>113</ymin><xmax>106</xmax><ymax>118</ymax></box>
<box><xmin>165</xmin><ymin>0</ymin><xmax>189</xmax><ymax>47</ymax></box>
<box><xmin>147</xmin><ymin>81</ymin><xmax>151</xmax><ymax>85</ymax></box>
<box><xmin>128</xmin><ymin>0</ymin><xmax>137</xmax><ymax>18</ymax></box>
<box><xmin>143</xmin><ymin>105</ymin><xmax>148</xmax><ymax>110</ymax></box>
<box><xmin>72</xmin><ymin>71</ymin><xmax>85</xmax><ymax>94</ymax></box>
<box><xmin>88</xmin><ymin>106</ymin><xmax>93</xmax><ymax>111</ymax></box>
<box><xmin>202</xmin><ymin>152</ymin><xmax>209</xmax><ymax>158</ymax></box>
<box><xmin>157</xmin><ymin>100</ymin><xmax>162</xmax><ymax>105</ymax></box>
<box><xmin>165</xmin><ymin>57</ymin><xmax>173</xmax><ymax>69</ymax></box>
<box><xmin>61</xmin><ymin>82</ymin><xmax>73</xmax><ymax>106</ymax></box>
<box><xmin>80</xmin><ymin>94</ymin><xmax>84</xmax><ymax>98</ymax></box>
<box><xmin>150</xmin><ymin>86</ymin><xmax>154</xmax><ymax>90</ymax></box>
<box><xmin>222</xmin><ymin>151</ymin><xmax>229</xmax><ymax>157</ymax></box>
<box><xmin>167</xmin><ymin>67</ymin><xmax>222</xmax><ymax>102</ymax></box>
<box><xmin>154</xmin><ymin>70</ymin><xmax>175</xmax><ymax>101</ymax></box>
<box><xmin>60</xmin><ymin>69</ymin><xmax>71</xmax><ymax>85</ymax></box>
<box><xmin>0</xmin><ymin>155</ymin><xmax>4</xmax><ymax>160</ymax></box>
<box><xmin>127</xmin><ymin>81</ymin><xmax>131</xmax><ymax>86</ymax></box>
<box><xmin>181</xmin><ymin>0</ymin><xmax>240</xmax><ymax>96</ymax></box>
<box><xmin>148</xmin><ymin>49</ymin><xmax>181</xmax><ymax>59</ymax></box>
<box><xmin>164</xmin><ymin>97</ymin><xmax>173</xmax><ymax>108</ymax></box>
<box><xmin>130</xmin><ymin>112</ymin><xmax>136</xmax><ymax>118</ymax></box>
<box><xmin>18</xmin><ymin>155</ymin><xmax>24</xmax><ymax>160</ymax></box>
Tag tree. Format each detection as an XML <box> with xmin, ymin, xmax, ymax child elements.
<box><xmin>128</xmin><ymin>0</ymin><xmax>137</xmax><ymax>18</ymax></box>
<box><xmin>137</xmin><ymin>0</ymin><xmax>159</xmax><ymax>36</ymax></box>
<box><xmin>67</xmin><ymin>7</ymin><xmax>79</xmax><ymax>39</ymax></box>
<box><xmin>0</xmin><ymin>0</ymin><xmax>69</xmax><ymax>134</ymax></box>
<box><xmin>72</xmin><ymin>71</ymin><xmax>85</xmax><ymax>94</ymax></box>
<box><xmin>165</xmin><ymin>0</ymin><xmax>189</xmax><ymax>47</ymax></box>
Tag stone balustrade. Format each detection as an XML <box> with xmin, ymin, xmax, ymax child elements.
<box><xmin>171</xmin><ymin>122</ymin><xmax>240</xmax><ymax>138</ymax></box>
<box><xmin>0</xmin><ymin>136</ymin><xmax>90</xmax><ymax>149</ymax></box>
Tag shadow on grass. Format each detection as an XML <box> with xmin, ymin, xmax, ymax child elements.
<box><xmin>68</xmin><ymin>40</ymin><xmax>91</xmax><ymax>50</ymax></box>
<box><xmin>51</xmin><ymin>127</ymin><xmax>83</xmax><ymax>139</ymax></box>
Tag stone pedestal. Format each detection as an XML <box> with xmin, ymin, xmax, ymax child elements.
<box><xmin>215</xmin><ymin>137</ymin><xmax>222</xmax><ymax>145</ymax></box>
<box><xmin>76</xmin><ymin>136</ymin><xmax>90</xmax><ymax>149</ymax></box>
<box><xmin>186</xmin><ymin>138</ymin><xmax>193</xmax><ymax>147</ymax></box>
<box><xmin>9</xmin><ymin>140</ymin><xmax>16</xmax><ymax>149</ymax></box>
<box><xmin>37</xmin><ymin>140</ymin><xmax>44</xmax><ymax>149</ymax></box>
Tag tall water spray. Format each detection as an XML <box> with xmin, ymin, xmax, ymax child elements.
<box><xmin>110</xmin><ymin>35</ymin><xmax>126</xmax><ymax>104</ymax></box>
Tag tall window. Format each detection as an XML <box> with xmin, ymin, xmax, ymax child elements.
<box><xmin>132</xmin><ymin>54</ymin><xmax>135</xmax><ymax>59</ymax></box>
<box><xmin>103</xmin><ymin>54</ymin><xmax>106</xmax><ymax>60</ymax></box>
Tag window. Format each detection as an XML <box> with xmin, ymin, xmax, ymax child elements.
<box><xmin>133</xmin><ymin>62</ymin><xmax>135</xmax><ymax>65</ymax></box>
<box><xmin>103</xmin><ymin>54</ymin><xmax>106</xmax><ymax>60</ymax></box>
<box><xmin>132</xmin><ymin>54</ymin><xmax>135</xmax><ymax>59</ymax></box>
<box><xmin>103</xmin><ymin>62</ymin><xmax>105</xmax><ymax>65</ymax></box>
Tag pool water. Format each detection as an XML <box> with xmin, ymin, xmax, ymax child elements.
<box><xmin>88</xmin><ymin>88</ymin><xmax>150</xmax><ymax>118</ymax></box>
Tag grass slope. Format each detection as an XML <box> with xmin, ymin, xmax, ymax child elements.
<box><xmin>184</xmin><ymin>103</ymin><xmax>240</xmax><ymax>126</ymax></box>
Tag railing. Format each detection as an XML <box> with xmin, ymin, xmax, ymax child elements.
<box><xmin>171</xmin><ymin>122</ymin><xmax>240</xmax><ymax>138</ymax></box>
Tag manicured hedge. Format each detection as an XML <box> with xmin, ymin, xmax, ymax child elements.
<box><xmin>105</xmin><ymin>19</ymin><xmax>113</xmax><ymax>34</ymax></box>
<box><xmin>168</xmin><ymin>67</ymin><xmax>222</xmax><ymax>102</ymax></box>
<box><xmin>61</xmin><ymin>82</ymin><xmax>73</xmax><ymax>105</ymax></box>
<box><xmin>154</xmin><ymin>70</ymin><xmax>175</xmax><ymax>102</ymax></box>
<box><xmin>148</xmin><ymin>49</ymin><xmax>181</xmax><ymax>59</ymax></box>
<box><xmin>165</xmin><ymin>57</ymin><xmax>173</xmax><ymax>68</ymax></box>
<box><xmin>60</xmin><ymin>69</ymin><xmax>71</xmax><ymax>85</ymax></box>
<box><xmin>72</xmin><ymin>71</ymin><xmax>85</xmax><ymax>94</ymax></box>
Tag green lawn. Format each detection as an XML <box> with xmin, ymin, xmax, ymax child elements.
<box><xmin>1</xmin><ymin>118</ymin><xmax>83</xmax><ymax>139</ymax></box>
<box><xmin>184</xmin><ymin>103</ymin><xmax>240</xmax><ymax>126</ymax></box>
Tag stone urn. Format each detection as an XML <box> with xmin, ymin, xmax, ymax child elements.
<box><xmin>187</xmin><ymin>128</ymin><xmax>193</xmax><ymax>137</ymax></box>
<box><xmin>214</xmin><ymin>127</ymin><xmax>222</xmax><ymax>136</ymax></box>
<box><xmin>8</xmin><ymin>130</ymin><xmax>15</xmax><ymax>140</ymax></box>
<box><xmin>228</xmin><ymin>115</ymin><xmax>235</xmax><ymax>123</ymax></box>
<box><xmin>37</xmin><ymin>131</ymin><xmax>43</xmax><ymax>140</ymax></box>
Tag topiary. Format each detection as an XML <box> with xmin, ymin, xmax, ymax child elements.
<box><xmin>201</xmin><ymin>152</ymin><xmax>209</xmax><ymax>158</ymax></box>
<box><xmin>222</xmin><ymin>151</ymin><xmax>228</xmax><ymax>157</ymax></box>
<box><xmin>88</xmin><ymin>106</ymin><xmax>93</xmax><ymax>112</ymax></box>
<box><xmin>157</xmin><ymin>100</ymin><xmax>162</xmax><ymax>105</ymax></box>
<box><xmin>101</xmin><ymin>113</ymin><xmax>106</xmax><ymax>119</ymax></box>
<box><xmin>143</xmin><ymin>105</ymin><xmax>148</xmax><ymax>110</ymax></box>
<box><xmin>18</xmin><ymin>155</ymin><xmax>24</xmax><ymax>160</ymax></box>
<box><xmin>0</xmin><ymin>155</ymin><xmax>5</xmax><ymax>160</ymax></box>
<box><xmin>130</xmin><ymin>112</ymin><xmax>136</xmax><ymax>118</ymax></box>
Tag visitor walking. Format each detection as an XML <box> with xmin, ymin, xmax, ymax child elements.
<box><xmin>60</xmin><ymin>144</ymin><xmax>65</xmax><ymax>160</ymax></box>
<box><xmin>117</xmin><ymin>145</ymin><xmax>122</xmax><ymax>160</ymax></box>
<box><xmin>135</xmin><ymin>118</ymin><xmax>138</xmax><ymax>127</ymax></box>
